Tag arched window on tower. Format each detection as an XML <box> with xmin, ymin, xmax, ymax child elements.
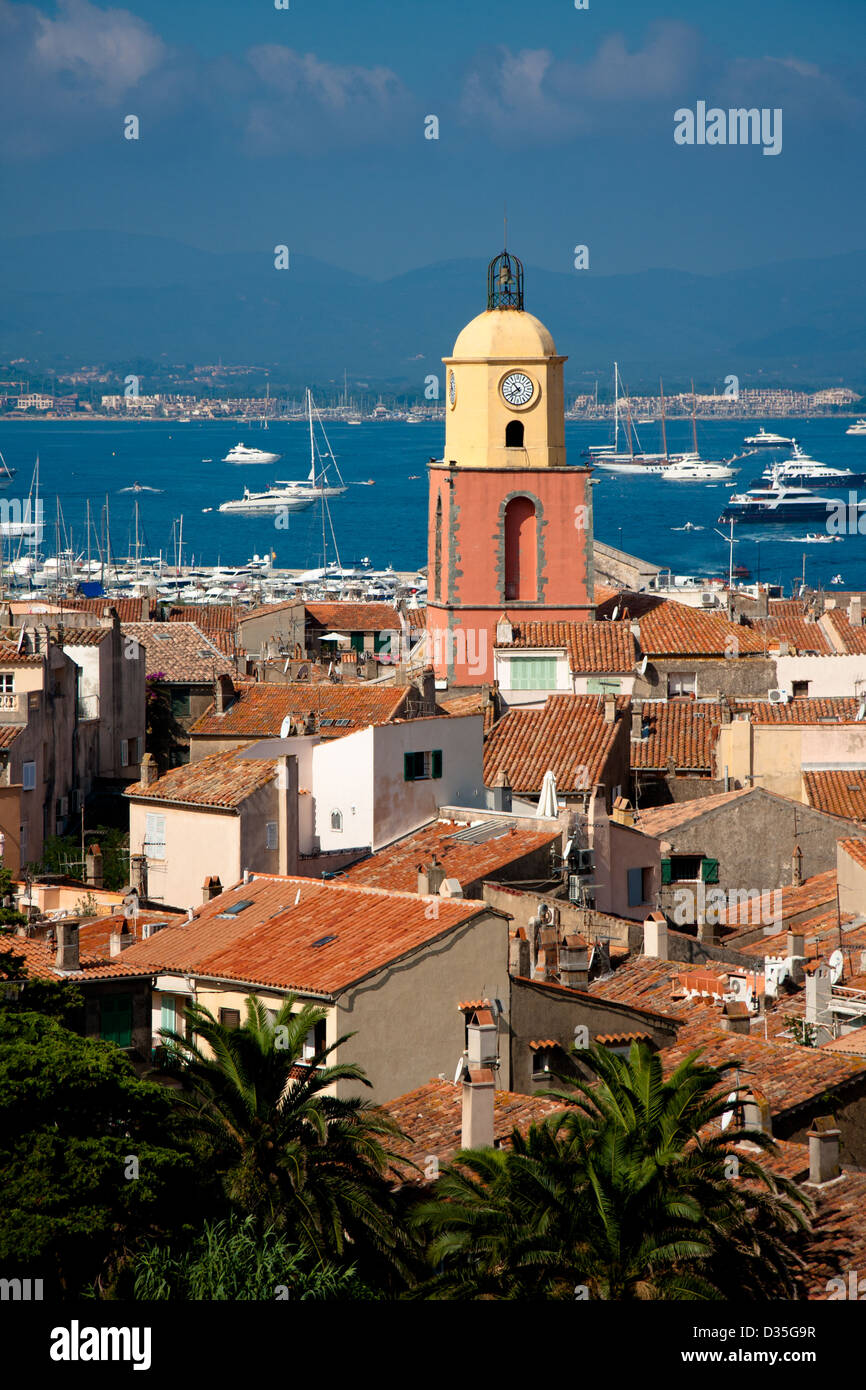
<box><xmin>434</xmin><ymin>494</ymin><xmax>443</xmax><ymax>600</ymax></box>
<box><xmin>504</xmin><ymin>496</ymin><xmax>537</xmax><ymax>602</ymax></box>
<box><xmin>505</xmin><ymin>420</ymin><xmax>524</xmax><ymax>449</ymax></box>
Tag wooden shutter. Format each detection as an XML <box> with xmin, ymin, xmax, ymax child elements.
<box><xmin>660</xmin><ymin>857</ymin><xmax>672</xmax><ymax>885</ymax></box>
<box><xmin>431</xmin><ymin>749</ymin><xmax>443</xmax><ymax>779</ymax></box>
<box><xmin>701</xmin><ymin>857</ymin><xmax>720</xmax><ymax>883</ymax></box>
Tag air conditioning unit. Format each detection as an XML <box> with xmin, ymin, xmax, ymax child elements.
<box><xmin>573</xmin><ymin>848</ymin><xmax>594</xmax><ymax>875</ymax></box>
<box><xmin>768</xmin><ymin>689</ymin><xmax>789</xmax><ymax>705</ymax></box>
<box><xmin>568</xmin><ymin>875</ymin><xmax>595</xmax><ymax>907</ymax></box>
<box><xmin>701</xmin><ymin>592</ymin><xmax>716</xmax><ymax>607</ymax></box>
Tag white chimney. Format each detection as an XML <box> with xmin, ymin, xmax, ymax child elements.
<box><xmin>461</xmin><ymin>1067</ymin><xmax>495</xmax><ymax>1149</ymax></box>
<box><xmin>643</xmin><ymin>912</ymin><xmax>668</xmax><ymax>961</ymax></box>
<box><xmin>805</xmin><ymin>963</ymin><xmax>832</xmax><ymax>1027</ymax></box>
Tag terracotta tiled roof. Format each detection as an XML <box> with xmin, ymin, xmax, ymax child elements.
<box><xmin>339</xmin><ymin>818</ymin><xmax>560</xmax><ymax>894</ymax></box>
<box><xmin>305</xmin><ymin>601</ymin><xmax>405</xmax><ymax>633</ymax></box>
<box><xmin>381</xmin><ymin>1079</ymin><xmax>561</xmax><ymax>1181</ymax></box>
<box><xmin>734</xmin><ymin>908</ymin><xmax>865</xmax><ymax>960</ymax></box>
<box><xmin>53</xmin><ymin>596</ymin><xmax>151</xmax><ymax>623</ymax></box>
<box><xmin>821</xmin><ymin>606</ymin><xmax>866</xmax><ymax>654</ymax></box>
<box><xmin>119</xmin><ymin>874</ymin><xmax>492</xmax><ymax>996</ymax></box>
<box><xmin>60</xmin><ymin>628</ymin><xmax>112</xmax><ymax>647</ymax></box>
<box><xmin>483</xmin><ymin>694</ymin><xmax>627</xmax><ymax>795</ymax></box>
<box><xmin>596</xmin><ymin>592</ymin><xmax>766</xmax><ymax>658</ymax></box>
<box><xmin>748</xmin><ymin>614</ymin><xmax>832</xmax><ymax>655</ymax></box>
<box><xmin>2</xmin><ymin>935</ymin><xmax>153</xmax><ymax>982</ymax></box>
<box><xmin>723</xmin><ymin>870</ymin><xmax>838</xmax><ymax>932</ymax></box>
<box><xmin>839</xmin><ymin>837</ymin><xmax>866</xmax><ymax>870</ymax></box>
<box><xmin>496</xmin><ymin>620</ymin><xmax>637</xmax><ymax>673</ymax></box>
<box><xmin>634</xmin><ymin>787</ymin><xmax>752</xmax><ymax>836</ymax></box>
<box><xmin>123</xmin><ymin>622</ymin><xmax>234</xmax><ymax>684</ymax></box>
<box><xmin>0</xmin><ymin>725</ymin><xmax>22</xmax><ymax>748</ymax></box>
<box><xmin>190</xmin><ymin>681</ymin><xmax>410</xmax><ymax>738</ymax></box>
<box><xmin>743</xmin><ymin>697</ymin><xmax>862</xmax><ymax>725</ymax></box>
<box><xmin>0</xmin><ymin>637</ymin><xmax>43</xmax><ymax>665</ymax></box>
<box><xmin>768</xmin><ymin>599</ymin><xmax>811</xmax><ymax>618</ymax></box>
<box><xmin>125</xmin><ymin>743</ymin><xmax>276</xmax><ymax>808</ymax></box>
<box><xmin>823</xmin><ymin>1027</ymin><xmax>866</xmax><ymax>1055</ymax></box>
<box><xmin>168</xmin><ymin>604</ymin><xmax>237</xmax><ymax>632</ymax></box>
<box><xmin>77</xmin><ymin>910</ymin><xmax>187</xmax><ymax>956</ymax></box>
<box><xmin>804</xmin><ymin>771</ymin><xmax>866</xmax><ymax>821</ymax></box>
<box><xmin>631</xmin><ymin>699</ymin><xmax>722</xmax><ymax>772</ymax></box>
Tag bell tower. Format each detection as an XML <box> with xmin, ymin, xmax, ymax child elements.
<box><xmin>427</xmin><ymin>251</ymin><xmax>594</xmax><ymax>690</ymax></box>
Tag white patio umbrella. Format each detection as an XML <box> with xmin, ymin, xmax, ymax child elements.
<box><xmin>537</xmin><ymin>769</ymin><xmax>558</xmax><ymax>818</ymax></box>
<box><xmin>319</xmin><ymin>631</ymin><xmax>351</xmax><ymax>643</ymax></box>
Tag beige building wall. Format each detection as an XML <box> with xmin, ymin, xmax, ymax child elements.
<box><xmin>129</xmin><ymin>801</ymin><xmax>242</xmax><ymax>910</ymax></box>
<box><xmin>838</xmin><ymin>843</ymin><xmax>866</xmax><ymax>918</ymax></box>
<box><xmin>717</xmin><ymin>718</ymin><xmax>866</xmax><ymax>801</ymax></box>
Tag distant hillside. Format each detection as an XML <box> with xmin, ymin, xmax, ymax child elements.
<box><xmin>1</xmin><ymin>231</ymin><xmax>864</xmax><ymax>392</ymax></box>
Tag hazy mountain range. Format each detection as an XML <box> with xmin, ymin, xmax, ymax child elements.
<box><xmin>1</xmin><ymin>232</ymin><xmax>864</xmax><ymax>394</ymax></box>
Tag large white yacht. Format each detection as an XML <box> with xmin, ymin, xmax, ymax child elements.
<box><xmin>743</xmin><ymin>427</ymin><xmax>795</xmax><ymax>446</ymax></box>
<box><xmin>218</xmin><ymin>484</ymin><xmax>315</xmax><ymax>516</ymax></box>
<box><xmin>661</xmin><ymin>456</ymin><xmax>735</xmax><ymax>481</ymax></box>
<box><xmin>223</xmin><ymin>442</ymin><xmax>281</xmax><ymax>464</ymax></box>
<box><xmin>272</xmin><ymin>389</ymin><xmax>348</xmax><ymax>503</ymax></box>
<box><xmin>758</xmin><ymin>442</ymin><xmax>866</xmax><ymax>489</ymax></box>
<box><xmin>846</xmin><ymin>419</ymin><xmax>866</xmax><ymax>436</ymax></box>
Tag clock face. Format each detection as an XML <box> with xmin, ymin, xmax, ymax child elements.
<box><xmin>501</xmin><ymin>371</ymin><xmax>534</xmax><ymax>407</ymax></box>
<box><xmin>448</xmin><ymin>371</ymin><xmax>456</xmax><ymax>407</ymax></box>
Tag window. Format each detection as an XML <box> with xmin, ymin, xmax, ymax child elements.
<box><xmin>404</xmin><ymin>751</ymin><xmax>430</xmax><ymax>781</ymax></box>
<box><xmin>662</xmin><ymin>854</ymin><xmax>703</xmax><ymax>883</ymax></box>
<box><xmin>219</xmin><ymin>1009</ymin><xmax>241</xmax><ymax>1030</ymax></box>
<box><xmin>170</xmin><ymin>691</ymin><xmax>191</xmax><ymax>719</ymax></box>
<box><xmin>160</xmin><ymin>996</ymin><xmax>176</xmax><ymax>1036</ymax></box>
<box><xmin>216</xmin><ymin>898</ymin><xmax>254</xmax><ymax>918</ymax></box>
<box><xmin>505</xmin><ymin>420</ymin><xmax>524</xmax><ymax>448</ymax></box>
<box><xmin>403</xmin><ymin>751</ymin><xmax>443</xmax><ymax>782</ymax></box>
<box><xmin>667</xmin><ymin>671</ymin><xmax>697</xmax><ymax>697</ymax></box>
<box><xmin>330</xmin><ymin>809</ymin><xmax>343</xmax><ymax>832</ymax></box>
<box><xmin>434</xmin><ymin>494</ymin><xmax>443</xmax><ymax>600</ymax></box>
<box><xmin>266</xmin><ymin>821</ymin><xmax>278</xmax><ymax>850</ymax></box>
<box><xmin>503</xmin><ymin>496</ymin><xmax>537</xmax><ymax>602</ymax></box>
<box><xmin>22</xmin><ymin>761</ymin><xmax>36</xmax><ymax>791</ymax></box>
<box><xmin>101</xmin><ymin>993</ymin><xmax>133</xmax><ymax>1048</ymax></box>
<box><xmin>144</xmin><ymin>812</ymin><xmax>166</xmax><ymax>861</ymax></box>
<box><xmin>508</xmin><ymin>656</ymin><xmax>557</xmax><ymax>691</ymax></box>
<box><xmin>0</xmin><ymin>674</ymin><xmax>13</xmax><ymax>694</ymax></box>
<box><xmin>302</xmin><ymin>1019</ymin><xmax>327</xmax><ymax>1062</ymax></box>
<box><xmin>792</xmin><ymin>681</ymin><xmax>810</xmax><ymax>699</ymax></box>
<box><xmin>627</xmin><ymin>866</ymin><xmax>647</xmax><ymax>907</ymax></box>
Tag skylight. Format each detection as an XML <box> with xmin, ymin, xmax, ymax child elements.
<box><xmin>312</xmin><ymin>934</ymin><xmax>338</xmax><ymax>948</ymax></box>
<box><xmin>217</xmin><ymin>898</ymin><xmax>254</xmax><ymax>918</ymax></box>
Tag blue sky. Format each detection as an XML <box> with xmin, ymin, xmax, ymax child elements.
<box><xmin>2</xmin><ymin>0</ymin><xmax>865</xmax><ymax>279</ymax></box>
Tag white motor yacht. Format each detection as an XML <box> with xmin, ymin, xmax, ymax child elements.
<box><xmin>662</xmin><ymin>457</ymin><xmax>735</xmax><ymax>481</ymax></box>
<box><xmin>223</xmin><ymin>442</ymin><xmax>281</xmax><ymax>464</ymax></box>
<box><xmin>846</xmin><ymin>419</ymin><xmax>866</xmax><ymax>436</ymax></box>
<box><xmin>743</xmin><ymin>427</ymin><xmax>795</xmax><ymax>446</ymax></box>
<box><xmin>219</xmin><ymin>484</ymin><xmax>316</xmax><ymax>516</ymax></box>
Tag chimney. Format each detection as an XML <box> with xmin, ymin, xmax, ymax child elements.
<box><xmin>631</xmin><ymin>707</ymin><xmax>644</xmax><ymax>741</ymax></box>
<box><xmin>720</xmin><ymin>1000</ymin><xmax>751</xmax><ymax>1035</ymax></box>
<box><xmin>603</xmin><ymin>693</ymin><xmax>617</xmax><ymax>724</ymax></box>
<box><xmin>109</xmin><ymin>928</ymin><xmax>134</xmax><ymax>957</ymax></box>
<box><xmin>213</xmin><ymin>673</ymin><xmax>235</xmax><ymax>715</ymax></box>
<box><xmin>129</xmin><ymin>854</ymin><xmax>147</xmax><ymax>897</ymax></box>
<box><xmin>138</xmin><ymin>752</ymin><xmax>158</xmax><ymax>787</ymax></box>
<box><xmin>719</xmin><ymin>696</ymin><xmax>732</xmax><ymax>726</ymax></box>
<box><xmin>466</xmin><ymin>1009</ymin><xmax>498</xmax><ymax>1069</ymax></box>
<box><xmin>439</xmin><ymin>877</ymin><xmax>464</xmax><ymax>899</ymax></box>
<box><xmin>461</xmin><ymin>1067</ymin><xmax>495</xmax><ymax>1150</ymax></box>
<box><xmin>202</xmin><ymin>874</ymin><xmax>222</xmax><ymax>903</ymax></box>
<box><xmin>808</xmin><ymin>1116</ymin><xmax>841</xmax><ymax>1185</ymax></box>
<box><xmin>792</xmin><ymin>844</ymin><xmax>803</xmax><ymax>887</ymax></box>
<box><xmin>849</xmin><ymin>596</ymin><xmax>862</xmax><ymax>630</ymax></box>
<box><xmin>805</xmin><ymin>962</ymin><xmax>832</xmax><ymax>1027</ymax></box>
<box><xmin>558</xmin><ymin>934</ymin><xmax>589</xmax><ymax>989</ymax></box>
<box><xmin>487</xmin><ymin>767</ymin><xmax>512</xmax><ymax>814</ymax></box>
<box><xmin>611</xmin><ymin>795</ymin><xmax>634</xmax><ymax>827</ymax></box>
<box><xmin>787</xmin><ymin>931</ymin><xmax>806</xmax><ymax>985</ymax></box>
<box><xmin>509</xmin><ymin>930</ymin><xmax>530</xmax><ymax>976</ymax></box>
<box><xmin>495</xmin><ymin>613</ymin><xmax>513</xmax><ymax>645</ymax></box>
<box><xmin>643</xmin><ymin>911</ymin><xmax>668</xmax><ymax>961</ymax></box>
<box><xmin>741</xmin><ymin>1086</ymin><xmax>772</xmax><ymax>1135</ymax></box>
<box><xmin>425</xmin><ymin>854</ymin><xmax>446</xmax><ymax>895</ymax></box>
<box><xmin>55</xmin><ymin>920</ymin><xmax>80</xmax><ymax>972</ymax></box>
<box><xmin>85</xmin><ymin>842</ymin><xmax>103</xmax><ymax>889</ymax></box>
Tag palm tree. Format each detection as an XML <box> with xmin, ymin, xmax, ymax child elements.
<box><xmin>160</xmin><ymin>995</ymin><xmax>409</xmax><ymax>1275</ymax></box>
<box><xmin>412</xmin><ymin>1042</ymin><xmax>812</xmax><ymax>1299</ymax></box>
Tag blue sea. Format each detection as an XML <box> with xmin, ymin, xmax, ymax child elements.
<box><xmin>1</xmin><ymin>417</ymin><xmax>865</xmax><ymax>592</ymax></box>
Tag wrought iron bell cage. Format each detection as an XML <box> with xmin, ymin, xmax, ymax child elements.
<box><xmin>487</xmin><ymin>250</ymin><xmax>524</xmax><ymax>310</ymax></box>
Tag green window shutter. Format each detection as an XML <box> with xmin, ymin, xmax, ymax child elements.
<box><xmin>404</xmin><ymin>752</ymin><xmax>413</xmax><ymax>782</ymax></box>
<box><xmin>660</xmin><ymin>857</ymin><xmax>672</xmax><ymax>885</ymax></box>
<box><xmin>701</xmin><ymin>857</ymin><xmax>720</xmax><ymax>884</ymax></box>
<box><xmin>101</xmin><ymin>993</ymin><xmax>133</xmax><ymax>1048</ymax></box>
<box><xmin>161</xmin><ymin>997</ymin><xmax>175</xmax><ymax>1035</ymax></box>
<box><xmin>351</xmin><ymin>633</ymin><xmax>365</xmax><ymax>653</ymax></box>
<box><xmin>431</xmin><ymin>749</ymin><xmax>443</xmax><ymax>779</ymax></box>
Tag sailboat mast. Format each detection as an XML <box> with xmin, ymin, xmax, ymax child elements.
<box><xmin>659</xmin><ymin>378</ymin><xmax>668</xmax><ymax>460</ymax></box>
<box><xmin>691</xmin><ymin>380</ymin><xmax>699</xmax><ymax>455</ymax></box>
<box><xmin>622</xmin><ymin>379</ymin><xmax>635</xmax><ymax>458</ymax></box>
<box><xmin>613</xmin><ymin>362</ymin><xmax>620</xmax><ymax>453</ymax></box>
<box><xmin>308</xmin><ymin>388</ymin><xmax>316</xmax><ymax>484</ymax></box>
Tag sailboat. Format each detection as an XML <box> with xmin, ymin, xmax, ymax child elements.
<box><xmin>272</xmin><ymin>389</ymin><xmax>348</xmax><ymax>502</ymax></box>
<box><xmin>589</xmin><ymin>364</ymin><xmax>670</xmax><ymax>473</ymax></box>
<box><xmin>662</xmin><ymin>382</ymin><xmax>735</xmax><ymax>480</ymax></box>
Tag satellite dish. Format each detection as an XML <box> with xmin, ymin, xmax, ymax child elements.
<box><xmin>283</xmin><ymin>657</ymin><xmax>291</xmax><ymax>674</ymax></box>
<box><xmin>720</xmin><ymin>1091</ymin><xmax>738</xmax><ymax>1130</ymax></box>
<box><xmin>637</xmin><ymin>655</ymin><xmax>648</xmax><ymax>676</ymax></box>
<box><xmin>829</xmin><ymin>949</ymin><xmax>844</xmax><ymax>985</ymax></box>
<box><xmin>279</xmin><ymin>715</ymin><xmax>292</xmax><ymax>739</ymax></box>
<box><xmin>563</xmin><ymin>837</ymin><xmax>574</xmax><ymax>861</ymax></box>
<box><xmin>611</xmin><ymin>605</ymin><xmax>620</xmax><ymax>621</ymax></box>
<box><xmin>454</xmin><ymin>1055</ymin><xmax>468</xmax><ymax>1084</ymax></box>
